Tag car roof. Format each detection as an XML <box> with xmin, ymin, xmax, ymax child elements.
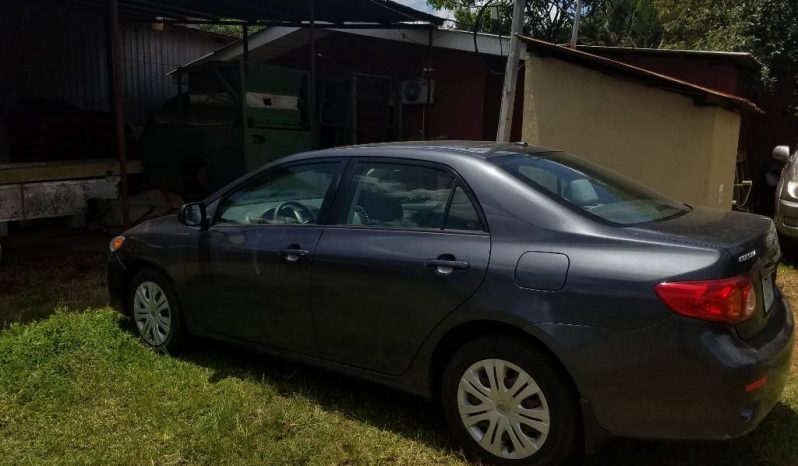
<box><xmin>282</xmin><ymin>140</ymin><xmax>560</xmax><ymax>163</ymax></box>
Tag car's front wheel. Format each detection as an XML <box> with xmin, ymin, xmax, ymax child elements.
<box><xmin>128</xmin><ymin>269</ymin><xmax>185</xmax><ymax>353</ymax></box>
<box><xmin>441</xmin><ymin>335</ymin><xmax>579</xmax><ymax>465</ymax></box>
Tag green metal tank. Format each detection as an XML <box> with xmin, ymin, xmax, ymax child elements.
<box><xmin>142</xmin><ymin>62</ymin><xmax>311</xmax><ymax>198</ymax></box>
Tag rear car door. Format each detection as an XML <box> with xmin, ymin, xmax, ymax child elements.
<box><xmin>311</xmin><ymin>159</ymin><xmax>490</xmax><ymax>374</ymax></box>
<box><xmin>185</xmin><ymin>160</ymin><xmax>343</xmax><ymax>355</ymax></box>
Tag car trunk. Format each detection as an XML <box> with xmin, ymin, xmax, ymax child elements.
<box><xmin>629</xmin><ymin>206</ymin><xmax>781</xmax><ymax>339</ymax></box>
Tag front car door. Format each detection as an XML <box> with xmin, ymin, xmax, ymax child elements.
<box><xmin>185</xmin><ymin>160</ymin><xmax>343</xmax><ymax>355</ymax></box>
<box><xmin>311</xmin><ymin>159</ymin><xmax>491</xmax><ymax>374</ymax></box>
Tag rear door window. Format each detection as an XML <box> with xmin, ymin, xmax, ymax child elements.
<box><xmin>335</xmin><ymin>162</ymin><xmax>483</xmax><ymax>232</ymax></box>
<box><xmin>445</xmin><ymin>186</ymin><xmax>482</xmax><ymax>231</ymax></box>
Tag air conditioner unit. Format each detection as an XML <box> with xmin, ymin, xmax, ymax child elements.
<box><xmin>401</xmin><ymin>78</ymin><xmax>435</xmax><ymax>105</ymax></box>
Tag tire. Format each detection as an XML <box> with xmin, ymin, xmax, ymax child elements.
<box><xmin>441</xmin><ymin>335</ymin><xmax>579</xmax><ymax>465</ymax></box>
<box><xmin>128</xmin><ymin>269</ymin><xmax>186</xmax><ymax>353</ymax></box>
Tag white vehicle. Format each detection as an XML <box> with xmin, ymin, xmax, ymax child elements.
<box><xmin>773</xmin><ymin>145</ymin><xmax>798</xmax><ymax>243</ymax></box>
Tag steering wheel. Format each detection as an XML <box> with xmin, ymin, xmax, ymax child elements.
<box><xmin>270</xmin><ymin>201</ymin><xmax>315</xmax><ymax>224</ymax></box>
<box><xmin>353</xmin><ymin>205</ymin><xmax>371</xmax><ymax>224</ymax></box>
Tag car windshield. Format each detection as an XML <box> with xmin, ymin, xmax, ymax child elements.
<box><xmin>494</xmin><ymin>151</ymin><xmax>690</xmax><ymax>225</ymax></box>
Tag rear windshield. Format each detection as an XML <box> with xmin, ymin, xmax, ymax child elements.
<box><xmin>494</xmin><ymin>152</ymin><xmax>690</xmax><ymax>225</ymax></box>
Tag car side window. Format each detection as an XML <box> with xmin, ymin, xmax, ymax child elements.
<box><xmin>216</xmin><ymin>162</ymin><xmax>340</xmax><ymax>226</ymax></box>
<box><xmin>338</xmin><ymin>162</ymin><xmax>483</xmax><ymax>232</ymax></box>
<box><xmin>445</xmin><ymin>186</ymin><xmax>482</xmax><ymax>231</ymax></box>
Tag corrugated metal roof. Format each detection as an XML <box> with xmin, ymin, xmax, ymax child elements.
<box><xmin>576</xmin><ymin>45</ymin><xmax>760</xmax><ymax>70</ymax></box>
<box><xmin>179</xmin><ymin>26</ymin><xmax>511</xmax><ymax>70</ymax></box>
<box><xmin>1</xmin><ymin>0</ymin><xmax>231</xmax><ymax>124</ymax></box>
<box><xmin>521</xmin><ymin>36</ymin><xmax>762</xmax><ymax>114</ymax></box>
<box><xmin>67</xmin><ymin>0</ymin><xmax>443</xmax><ymax>26</ymax></box>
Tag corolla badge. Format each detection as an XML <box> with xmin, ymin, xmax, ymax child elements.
<box><xmin>738</xmin><ymin>250</ymin><xmax>758</xmax><ymax>263</ymax></box>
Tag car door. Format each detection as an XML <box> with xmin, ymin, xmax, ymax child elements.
<box><xmin>310</xmin><ymin>159</ymin><xmax>491</xmax><ymax>375</ymax></box>
<box><xmin>185</xmin><ymin>160</ymin><xmax>343</xmax><ymax>355</ymax></box>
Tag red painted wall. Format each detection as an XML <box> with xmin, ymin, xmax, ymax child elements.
<box><xmin>586</xmin><ymin>53</ymin><xmax>745</xmax><ymax>96</ymax></box>
<box><xmin>266</xmin><ymin>31</ymin><xmax>523</xmax><ymax>143</ymax></box>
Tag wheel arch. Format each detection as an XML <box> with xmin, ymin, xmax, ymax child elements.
<box><xmin>118</xmin><ymin>259</ymin><xmax>180</xmax><ymax>315</ymax></box>
<box><xmin>427</xmin><ymin>319</ymin><xmax>613</xmax><ymax>453</ymax></box>
<box><xmin>428</xmin><ymin>320</ymin><xmax>582</xmax><ymax>402</ymax></box>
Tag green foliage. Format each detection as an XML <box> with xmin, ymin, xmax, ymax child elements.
<box><xmin>196</xmin><ymin>24</ymin><xmax>264</xmax><ymax>39</ymax></box>
<box><xmin>655</xmin><ymin>0</ymin><xmax>798</xmax><ymax>111</ymax></box>
<box><xmin>427</xmin><ymin>0</ymin><xmax>597</xmax><ymax>42</ymax></box>
<box><xmin>197</xmin><ymin>24</ymin><xmax>246</xmax><ymax>38</ymax></box>
<box><xmin>427</xmin><ymin>0</ymin><xmax>661</xmax><ymax>47</ymax></box>
<box><xmin>580</xmin><ymin>0</ymin><xmax>663</xmax><ymax>48</ymax></box>
<box><xmin>654</xmin><ymin>0</ymin><xmax>751</xmax><ymax>51</ymax></box>
<box><xmin>427</xmin><ymin>0</ymin><xmax>798</xmax><ymax>113</ymax></box>
<box><xmin>0</xmin><ymin>310</ymin><xmax>465</xmax><ymax>465</ymax></box>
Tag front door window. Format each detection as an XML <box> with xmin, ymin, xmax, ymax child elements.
<box><xmin>216</xmin><ymin>162</ymin><xmax>340</xmax><ymax>226</ymax></box>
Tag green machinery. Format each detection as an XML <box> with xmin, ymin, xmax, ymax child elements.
<box><xmin>142</xmin><ymin>62</ymin><xmax>312</xmax><ymax>198</ymax></box>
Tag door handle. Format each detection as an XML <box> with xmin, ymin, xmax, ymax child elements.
<box><xmin>279</xmin><ymin>247</ymin><xmax>309</xmax><ymax>263</ymax></box>
<box><xmin>425</xmin><ymin>258</ymin><xmax>470</xmax><ymax>275</ymax></box>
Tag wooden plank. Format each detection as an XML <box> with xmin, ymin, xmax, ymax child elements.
<box><xmin>0</xmin><ymin>185</ymin><xmax>24</xmax><ymax>220</ymax></box>
<box><xmin>0</xmin><ymin>177</ymin><xmax>120</xmax><ymax>222</ymax></box>
<box><xmin>0</xmin><ymin>159</ymin><xmax>143</xmax><ymax>185</ymax></box>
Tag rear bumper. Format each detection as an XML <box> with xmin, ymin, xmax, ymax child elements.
<box><xmin>530</xmin><ymin>291</ymin><xmax>794</xmax><ymax>442</ymax></box>
<box><xmin>775</xmin><ymin>198</ymin><xmax>798</xmax><ymax>239</ymax></box>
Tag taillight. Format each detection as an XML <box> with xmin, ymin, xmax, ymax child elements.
<box><xmin>655</xmin><ymin>276</ymin><xmax>756</xmax><ymax>324</ymax></box>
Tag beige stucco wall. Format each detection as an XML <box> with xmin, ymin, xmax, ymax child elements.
<box><xmin>522</xmin><ymin>54</ymin><xmax>742</xmax><ymax>210</ymax></box>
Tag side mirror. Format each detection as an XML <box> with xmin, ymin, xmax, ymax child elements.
<box><xmin>773</xmin><ymin>145</ymin><xmax>792</xmax><ymax>163</ymax></box>
<box><xmin>178</xmin><ymin>202</ymin><xmax>208</xmax><ymax>229</ymax></box>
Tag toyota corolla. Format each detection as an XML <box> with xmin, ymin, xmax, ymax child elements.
<box><xmin>108</xmin><ymin>142</ymin><xmax>793</xmax><ymax>465</ymax></box>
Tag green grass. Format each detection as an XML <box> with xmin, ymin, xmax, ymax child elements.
<box><xmin>0</xmin><ymin>310</ymin><xmax>466</xmax><ymax>465</ymax></box>
<box><xmin>0</xmin><ymin>249</ymin><xmax>797</xmax><ymax>465</ymax></box>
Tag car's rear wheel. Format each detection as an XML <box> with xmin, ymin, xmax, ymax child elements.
<box><xmin>128</xmin><ymin>269</ymin><xmax>185</xmax><ymax>353</ymax></box>
<box><xmin>441</xmin><ymin>335</ymin><xmax>579</xmax><ymax>465</ymax></box>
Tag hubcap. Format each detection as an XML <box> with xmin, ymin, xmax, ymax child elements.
<box><xmin>132</xmin><ymin>281</ymin><xmax>171</xmax><ymax>346</ymax></box>
<box><xmin>457</xmin><ymin>359</ymin><xmax>550</xmax><ymax>460</ymax></box>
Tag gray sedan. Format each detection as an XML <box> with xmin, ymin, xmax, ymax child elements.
<box><xmin>108</xmin><ymin>142</ymin><xmax>793</xmax><ymax>465</ymax></box>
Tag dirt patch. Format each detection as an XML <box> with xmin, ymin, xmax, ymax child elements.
<box><xmin>777</xmin><ymin>262</ymin><xmax>798</xmax><ymax>373</ymax></box>
<box><xmin>0</xmin><ymin>226</ymin><xmax>110</xmax><ymax>325</ymax></box>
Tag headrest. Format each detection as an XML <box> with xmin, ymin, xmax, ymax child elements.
<box><xmin>569</xmin><ymin>179</ymin><xmax>599</xmax><ymax>206</ymax></box>
<box><xmin>358</xmin><ymin>188</ymin><xmax>404</xmax><ymax>223</ymax></box>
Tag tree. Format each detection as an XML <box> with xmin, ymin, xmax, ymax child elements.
<box><xmin>427</xmin><ymin>0</ymin><xmax>798</xmax><ymax>114</ymax></box>
<box><xmin>196</xmin><ymin>24</ymin><xmax>264</xmax><ymax>39</ymax></box>
<box><xmin>654</xmin><ymin>1</ymin><xmax>751</xmax><ymax>54</ymax></box>
<box><xmin>655</xmin><ymin>0</ymin><xmax>798</xmax><ymax>113</ymax></box>
<box><xmin>426</xmin><ymin>0</ymin><xmax>662</xmax><ymax>47</ymax></box>
<box><xmin>427</xmin><ymin>0</ymin><xmax>601</xmax><ymax>43</ymax></box>
<box><xmin>580</xmin><ymin>0</ymin><xmax>663</xmax><ymax>48</ymax></box>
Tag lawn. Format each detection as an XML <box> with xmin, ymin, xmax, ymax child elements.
<box><xmin>1</xmin><ymin>235</ymin><xmax>798</xmax><ymax>465</ymax></box>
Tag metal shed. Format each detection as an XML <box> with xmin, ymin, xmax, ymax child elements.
<box><xmin>0</xmin><ymin>0</ymin><xmax>442</xmax><ymax>231</ymax></box>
